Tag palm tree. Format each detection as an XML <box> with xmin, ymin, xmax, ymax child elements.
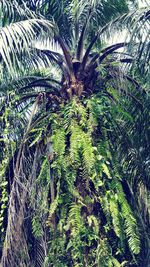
<box><xmin>0</xmin><ymin>0</ymin><xmax>149</xmax><ymax>266</ymax></box>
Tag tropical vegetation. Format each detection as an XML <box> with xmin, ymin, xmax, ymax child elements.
<box><xmin>0</xmin><ymin>0</ymin><xmax>149</xmax><ymax>266</ymax></box>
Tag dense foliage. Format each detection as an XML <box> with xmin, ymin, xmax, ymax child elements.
<box><xmin>0</xmin><ymin>0</ymin><xmax>149</xmax><ymax>266</ymax></box>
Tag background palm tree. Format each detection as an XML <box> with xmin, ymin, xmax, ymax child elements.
<box><xmin>0</xmin><ymin>0</ymin><xmax>149</xmax><ymax>266</ymax></box>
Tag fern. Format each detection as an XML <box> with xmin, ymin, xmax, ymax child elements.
<box><xmin>97</xmin><ymin>239</ymin><xmax>112</xmax><ymax>267</ymax></box>
<box><xmin>68</xmin><ymin>202</ymin><xmax>82</xmax><ymax>236</ymax></box>
<box><xmin>97</xmin><ymin>239</ymin><xmax>127</xmax><ymax>267</ymax></box>
<box><xmin>102</xmin><ymin>162</ymin><xmax>111</xmax><ymax>179</ymax></box>
<box><xmin>87</xmin><ymin>215</ymin><xmax>99</xmax><ymax>235</ymax></box>
<box><xmin>51</xmin><ymin>127</ymin><xmax>66</xmax><ymax>158</ymax></box>
<box><xmin>32</xmin><ymin>217</ymin><xmax>43</xmax><ymax>238</ymax></box>
<box><xmin>70</xmin><ymin>122</ymin><xmax>82</xmax><ymax>165</ymax></box>
<box><xmin>82</xmin><ymin>132</ymin><xmax>95</xmax><ymax>174</ymax></box>
<box><xmin>109</xmin><ymin>195</ymin><xmax>122</xmax><ymax>238</ymax></box>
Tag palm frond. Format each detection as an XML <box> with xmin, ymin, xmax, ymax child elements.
<box><xmin>0</xmin><ymin>18</ymin><xmax>55</xmax><ymax>77</ymax></box>
<box><xmin>1</xmin><ymin>0</ymin><xmax>36</xmax><ymax>25</ymax></box>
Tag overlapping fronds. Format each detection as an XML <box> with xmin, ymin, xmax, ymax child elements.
<box><xmin>0</xmin><ymin>0</ymin><xmax>149</xmax><ymax>266</ymax></box>
<box><xmin>1</xmin><ymin>0</ymin><xmax>36</xmax><ymax>25</ymax></box>
<box><xmin>0</xmin><ymin>19</ymin><xmax>55</xmax><ymax>77</ymax></box>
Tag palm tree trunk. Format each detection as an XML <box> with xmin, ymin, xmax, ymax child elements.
<box><xmin>1</xmin><ymin>180</ymin><xmax>30</xmax><ymax>266</ymax></box>
<box><xmin>1</xmin><ymin>144</ymin><xmax>41</xmax><ymax>266</ymax></box>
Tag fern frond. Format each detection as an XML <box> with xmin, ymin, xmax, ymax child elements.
<box><xmin>68</xmin><ymin>202</ymin><xmax>82</xmax><ymax>236</ymax></box>
<box><xmin>32</xmin><ymin>217</ymin><xmax>43</xmax><ymax>238</ymax></box>
<box><xmin>87</xmin><ymin>215</ymin><xmax>99</xmax><ymax>235</ymax></box>
<box><xmin>51</xmin><ymin>128</ymin><xmax>66</xmax><ymax>157</ymax></box>
<box><xmin>82</xmin><ymin>133</ymin><xmax>95</xmax><ymax>174</ymax></box>
<box><xmin>70</xmin><ymin>122</ymin><xmax>82</xmax><ymax>165</ymax></box>
<box><xmin>109</xmin><ymin>195</ymin><xmax>121</xmax><ymax>238</ymax></box>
